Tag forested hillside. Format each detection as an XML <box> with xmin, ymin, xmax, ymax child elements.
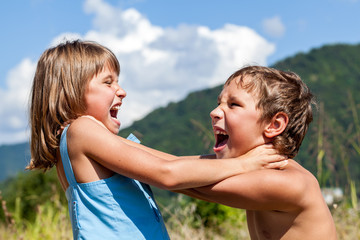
<box><xmin>0</xmin><ymin>43</ymin><xmax>359</xmax><ymax>239</ymax></box>
<box><xmin>0</xmin><ymin>143</ymin><xmax>29</xmax><ymax>181</ymax></box>
<box><xmin>0</xmin><ymin>42</ymin><xmax>359</xmax><ymax>212</ymax></box>
<box><xmin>120</xmin><ymin>43</ymin><xmax>360</xmax><ymax>193</ymax></box>
<box><xmin>273</xmin><ymin>44</ymin><xmax>360</xmax><ymax>190</ymax></box>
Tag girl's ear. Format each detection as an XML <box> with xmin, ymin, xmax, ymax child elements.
<box><xmin>263</xmin><ymin>112</ymin><xmax>289</xmax><ymax>138</ymax></box>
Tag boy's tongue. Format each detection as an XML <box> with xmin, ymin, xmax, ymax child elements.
<box><xmin>214</xmin><ymin>134</ymin><xmax>229</xmax><ymax>150</ymax></box>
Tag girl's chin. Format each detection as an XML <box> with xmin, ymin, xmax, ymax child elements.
<box><xmin>111</xmin><ymin>117</ymin><xmax>121</xmax><ymax>126</ymax></box>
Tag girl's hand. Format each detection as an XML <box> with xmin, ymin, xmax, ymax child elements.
<box><xmin>238</xmin><ymin>144</ymin><xmax>288</xmax><ymax>172</ymax></box>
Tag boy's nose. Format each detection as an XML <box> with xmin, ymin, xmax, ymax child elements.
<box><xmin>210</xmin><ymin>106</ymin><xmax>223</xmax><ymax>120</ymax></box>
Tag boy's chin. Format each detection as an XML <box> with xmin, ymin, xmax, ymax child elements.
<box><xmin>215</xmin><ymin>152</ymin><xmax>230</xmax><ymax>159</ymax></box>
<box><xmin>215</xmin><ymin>149</ymin><xmax>244</xmax><ymax>159</ymax></box>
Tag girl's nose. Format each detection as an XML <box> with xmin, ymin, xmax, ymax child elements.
<box><xmin>116</xmin><ymin>85</ymin><xmax>127</xmax><ymax>99</ymax></box>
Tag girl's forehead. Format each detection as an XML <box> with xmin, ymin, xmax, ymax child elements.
<box><xmin>101</xmin><ymin>63</ymin><xmax>118</xmax><ymax>73</ymax></box>
<box><xmin>93</xmin><ymin>64</ymin><xmax>118</xmax><ymax>77</ymax></box>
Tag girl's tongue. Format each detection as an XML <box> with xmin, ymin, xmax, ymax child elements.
<box><xmin>110</xmin><ymin>109</ymin><xmax>117</xmax><ymax>118</ymax></box>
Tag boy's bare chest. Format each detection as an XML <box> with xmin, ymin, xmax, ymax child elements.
<box><xmin>246</xmin><ymin>203</ymin><xmax>337</xmax><ymax>240</ymax></box>
<box><xmin>246</xmin><ymin>210</ymin><xmax>298</xmax><ymax>239</ymax></box>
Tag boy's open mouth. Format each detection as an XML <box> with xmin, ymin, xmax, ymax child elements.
<box><xmin>214</xmin><ymin>130</ymin><xmax>229</xmax><ymax>148</ymax></box>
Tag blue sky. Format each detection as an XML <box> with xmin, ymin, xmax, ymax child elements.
<box><xmin>0</xmin><ymin>0</ymin><xmax>359</xmax><ymax>145</ymax></box>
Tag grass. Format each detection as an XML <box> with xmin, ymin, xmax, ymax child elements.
<box><xmin>332</xmin><ymin>203</ymin><xmax>360</xmax><ymax>240</ymax></box>
<box><xmin>162</xmin><ymin>195</ymin><xmax>250</xmax><ymax>239</ymax></box>
<box><xmin>0</xmin><ymin>192</ymin><xmax>359</xmax><ymax>240</ymax></box>
<box><xmin>0</xmin><ymin>190</ymin><xmax>72</xmax><ymax>240</ymax></box>
<box><xmin>0</xmin><ymin>98</ymin><xmax>358</xmax><ymax>239</ymax></box>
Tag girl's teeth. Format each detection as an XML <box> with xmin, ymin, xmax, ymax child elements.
<box><xmin>111</xmin><ymin>105</ymin><xmax>120</xmax><ymax>110</ymax></box>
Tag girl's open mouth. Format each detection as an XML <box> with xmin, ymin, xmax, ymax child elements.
<box><xmin>110</xmin><ymin>105</ymin><xmax>120</xmax><ymax>119</ymax></box>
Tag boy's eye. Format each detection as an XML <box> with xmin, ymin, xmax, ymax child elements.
<box><xmin>230</xmin><ymin>102</ymin><xmax>241</xmax><ymax>107</ymax></box>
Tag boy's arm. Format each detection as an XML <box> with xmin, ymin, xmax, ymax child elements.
<box><xmin>177</xmin><ymin>161</ymin><xmax>317</xmax><ymax>211</ymax></box>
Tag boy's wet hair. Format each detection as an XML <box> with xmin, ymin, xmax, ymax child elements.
<box><xmin>225</xmin><ymin>66</ymin><xmax>315</xmax><ymax>158</ymax></box>
<box><xmin>28</xmin><ymin>40</ymin><xmax>120</xmax><ymax>170</ymax></box>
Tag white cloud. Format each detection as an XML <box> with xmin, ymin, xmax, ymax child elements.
<box><xmin>262</xmin><ymin>16</ymin><xmax>286</xmax><ymax>38</ymax></box>
<box><xmin>0</xmin><ymin>58</ymin><xmax>36</xmax><ymax>144</ymax></box>
<box><xmin>0</xmin><ymin>0</ymin><xmax>276</xmax><ymax>144</ymax></box>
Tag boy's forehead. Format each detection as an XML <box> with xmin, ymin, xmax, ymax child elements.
<box><xmin>219</xmin><ymin>78</ymin><xmax>259</xmax><ymax>101</ymax></box>
<box><xmin>218</xmin><ymin>81</ymin><xmax>239</xmax><ymax>100</ymax></box>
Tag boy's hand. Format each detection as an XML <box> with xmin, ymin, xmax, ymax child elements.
<box><xmin>239</xmin><ymin>144</ymin><xmax>288</xmax><ymax>172</ymax></box>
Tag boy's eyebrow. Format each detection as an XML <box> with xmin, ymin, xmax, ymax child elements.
<box><xmin>229</xmin><ymin>95</ymin><xmax>240</xmax><ymax>101</ymax></box>
<box><xmin>228</xmin><ymin>95</ymin><xmax>246</xmax><ymax>106</ymax></box>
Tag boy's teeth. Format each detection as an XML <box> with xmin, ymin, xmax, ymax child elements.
<box><xmin>215</xmin><ymin>130</ymin><xmax>227</xmax><ymax>135</ymax></box>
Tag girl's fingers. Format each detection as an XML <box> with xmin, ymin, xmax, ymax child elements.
<box><xmin>265</xmin><ymin>153</ymin><xmax>287</xmax><ymax>162</ymax></box>
<box><xmin>265</xmin><ymin>159</ymin><xmax>288</xmax><ymax>169</ymax></box>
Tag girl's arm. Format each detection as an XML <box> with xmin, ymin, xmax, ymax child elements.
<box><xmin>122</xmin><ymin>131</ymin><xmax>284</xmax><ymax>166</ymax></box>
<box><xmin>67</xmin><ymin>117</ymin><xmax>286</xmax><ymax>190</ymax></box>
<box><xmin>122</xmin><ymin>134</ymin><xmax>215</xmax><ymax>160</ymax></box>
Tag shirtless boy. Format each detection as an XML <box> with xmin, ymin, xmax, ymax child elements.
<box><xmin>180</xmin><ymin>66</ymin><xmax>337</xmax><ymax>239</ymax></box>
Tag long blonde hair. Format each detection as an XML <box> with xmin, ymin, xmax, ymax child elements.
<box><xmin>27</xmin><ymin>40</ymin><xmax>120</xmax><ymax>170</ymax></box>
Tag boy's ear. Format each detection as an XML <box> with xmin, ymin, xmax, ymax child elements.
<box><xmin>263</xmin><ymin>112</ymin><xmax>289</xmax><ymax>138</ymax></box>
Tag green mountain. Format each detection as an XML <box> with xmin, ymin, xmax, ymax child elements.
<box><xmin>273</xmin><ymin>43</ymin><xmax>360</xmax><ymax>188</ymax></box>
<box><xmin>120</xmin><ymin>43</ymin><xmax>360</xmax><ymax>191</ymax></box>
<box><xmin>1</xmin><ymin>43</ymin><xmax>359</xmax><ymax>193</ymax></box>
<box><xmin>0</xmin><ymin>143</ymin><xmax>30</xmax><ymax>181</ymax></box>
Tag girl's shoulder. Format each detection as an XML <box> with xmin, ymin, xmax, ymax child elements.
<box><xmin>68</xmin><ymin>116</ymin><xmax>106</xmax><ymax>133</ymax></box>
<box><xmin>70</xmin><ymin>115</ymin><xmax>106</xmax><ymax>128</ymax></box>
<box><xmin>66</xmin><ymin>116</ymin><xmax>111</xmax><ymax>145</ymax></box>
<box><xmin>64</xmin><ymin>116</ymin><xmax>118</xmax><ymax>184</ymax></box>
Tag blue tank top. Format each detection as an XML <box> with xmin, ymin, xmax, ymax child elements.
<box><xmin>60</xmin><ymin>125</ymin><xmax>170</xmax><ymax>239</ymax></box>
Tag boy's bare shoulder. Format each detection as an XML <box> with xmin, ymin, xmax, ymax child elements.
<box><xmin>247</xmin><ymin>159</ymin><xmax>321</xmax><ymax>211</ymax></box>
<box><xmin>279</xmin><ymin>160</ymin><xmax>318</xmax><ymax>184</ymax></box>
<box><xmin>274</xmin><ymin>159</ymin><xmax>321</xmax><ymax>207</ymax></box>
<box><xmin>283</xmin><ymin>160</ymin><xmax>319</xmax><ymax>189</ymax></box>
